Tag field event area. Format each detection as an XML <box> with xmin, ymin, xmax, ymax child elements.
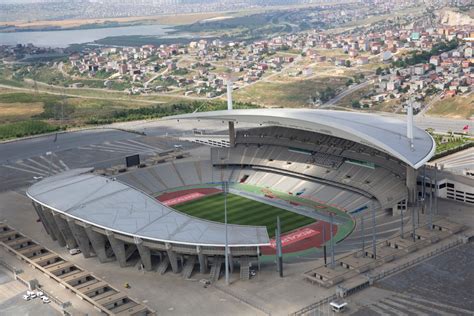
<box><xmin>156</xmin><ymin>184</ymin><xmax>352</xmax><ymax>255</ymax></box>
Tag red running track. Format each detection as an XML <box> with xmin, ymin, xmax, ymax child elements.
<box><xmin>157</xmin><ymin>188</ymin><xmax>221</xmax><ymax>205</ymax></box>
<box><xmin>261</xmin><ymin>221</ymin><xmax>338</xmax><ymax>255</ymax></box>
<box><xmin>157</xmin><ymin>188</ymin><xmax>338</xmax><ymax>254</ymax></box>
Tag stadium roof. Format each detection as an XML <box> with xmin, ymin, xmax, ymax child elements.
<box><xmin>27</xmin><ymin>168</ymin><xmax>270</xmax><ymax>247</ymax></box>
<box><xmin>170</xmin><ymin>109</ymin><xmax>436</xmax><ymax>169</ymax></box>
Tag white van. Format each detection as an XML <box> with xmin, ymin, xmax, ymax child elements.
<box><xmin>69</xmin><ymin>248</ymin><xmax>81</xmax><ymax>255</ymax></box>
<box><xmin>330</xmin><ymin>300</ymin><xmax>347</xmax><ymax>313</ymax></box>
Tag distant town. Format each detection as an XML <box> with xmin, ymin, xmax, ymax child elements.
<box><xmin>0</xmin><ymin>0</ymin><xmax>473</xmax><ymax>126</ymax></box>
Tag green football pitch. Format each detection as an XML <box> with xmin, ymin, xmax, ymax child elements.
<box><xmin>173</xmin><ymin>193</ymin><xmax>315</xmax><ymax>237</ymax></box>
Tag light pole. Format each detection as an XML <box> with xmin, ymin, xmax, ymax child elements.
<box><xmin>361</xmin><ymin>214</ymin><xmax>365</xmax><ymax>255</ymax></box>
<box><xmin>371</xmin><ymin>200</ymin><xmax>376</xmax><ymax>259</ymax></box>
<box><xmin>46</xmin><ymin>151</ymin><xmax>52</xmax><ymax>176</ymax></box>
<box><xmin>276</xmin><ymin>216</ymin><xmax>283</xmax><ymax>277</ymax></box>
<box><xmin>330</xmin><ymin>212</ymin><xmax>335</xmax><ymax>269</ymax></box>
<box><xmin>434</xmin><ymin>163</ymin><xmax>438</xmax><ymax>215</ymax></box>
<box><xmin>322</xmin><ymin>222</ymin><xmax>327</xmax><ymax>265</ymax></box>
<box><xmin>222</xmin><ymin>181</ymin><xmax>229</xmax><ymax>285</ymax></box>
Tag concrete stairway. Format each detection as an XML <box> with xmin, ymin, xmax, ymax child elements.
<box><xmin>239</xmin><ymin>256</ymin><xmax>250</xmax><ymax>281</ymax></box>
<box><xmin>182</xmin><ymin>256</ymin><xmax>196</xmax><ymax>279</ymax></box>
<box><xmin>209</xmin><ymin>257</ymin><xmax>223</xmax><ymax>283</ymax></box>
<box><xmin>157</xmin><ymin>257</ymin><xmax>170</xmax><ymax>275</ymax></box>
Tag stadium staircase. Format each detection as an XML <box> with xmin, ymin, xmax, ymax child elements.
<box><xmin>157</xmin><ymin>257</ymin><xmax>170</xmax><ymax>275</ymax></box>
<box><xmin>194</xmin><ymin>161</ymin><xmax>203</xmax><ymax>183</ymax></box>
<box><xmin>105</xmin><ymin>245</ymin><xmax>115</xmax><ymax>258</ymax></box>
<box><xmin>182</xmin><ymin>256</ymin><xmax>196</xmax><ymax>279</ymax></box>
<box><xmin>171</xmin><ymin>162</ymin><xmax>186</xmax><ymax>186</ymax></box>
<box><xmin>125</xmin><ymin>244</ymin><xmax>137</xmax><ymax>261</ymax></box>
<box><xmin>209</xmin><ymin>257</ymin><xmax>223</xmax><ymax>283</ymax></box>
<box><xmin>239</xmin><ymin>256</ymin><xmax>250</xmax><ymax>281</ymax></box>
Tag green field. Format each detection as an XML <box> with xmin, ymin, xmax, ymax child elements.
<box><xmin>173</xmin><ymin>193</ymin><xmax>314</xmax><ymax>237</ymax></box>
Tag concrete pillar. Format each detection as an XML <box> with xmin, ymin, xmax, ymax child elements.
<box><xmin>197</xmin><ymin>246</ymin><xmax>208</xmax><ymax>274</ymax></box>
<box><xmin>228</xmin><ymin>250</ymin><xmax>234</xmax><ymax>274</ymax></box>
<box><xmin>166</xmin><ymin>243</ymin><xmax>179</xmax><ymax>273</ymax></box>
<box><xmin>106</xmin><ymin>231</ymin><xmax>130</xmax><ymax>268</ymax></box>
<box><xmin>67</xmin><ymin>219</ymin><xmax>92</xmax><ymax>258</ymax></box>
<box><xmin>84</xmin><ymin>225</ymin><xmax>115</xmax><ymax>263</ymax></box>
<box><xmin>41</xmin><ymin>207</ymin><xmax>66</xmax><ymax>247</ymax></box>
<box><xmin>406</xmin><ymin>166</ymin><xmax>417</xmax><ymax>205</ymax></box>
<box><xmin>32</xmin><ymin>202</ymin><xmax>53</xmax><ymax>237</ymax></box>
<box><xmin>135</xmin><ymin>237</ymin><xmax>152</xmax><ymax>271</ymax></box>
<box><xmin>228</xmin><ymin>122</ymin><xmax>236</xmax><ymax>147</ymax></box>
<box><xmin>53</xmin><ymin>213</ymin><xmax>77</xmax><ymax>249</ymax></box>
<box><xmin>406</xmin><ymin>166</ymin><xmax>418</xmax><ymax>240</ymax></box>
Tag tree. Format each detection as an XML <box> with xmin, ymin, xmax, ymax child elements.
<box><xmin>345</xmin><ymin>60</ymin><xmax>351</xmax><ymax>67</ymax></box>
<box><xmin>375</xmin><ymin>67</ymin><xmax>383</xmax><ymax>75</ymax></box>
<box><xmin>351</xmin><ymin>100</ymin><xmax>361</xmax><ymax>108</ymax></box>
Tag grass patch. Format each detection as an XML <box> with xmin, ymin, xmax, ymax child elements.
<box><xmin>174</xmin><ymin>193</ymin><xmax>315</xmax><ymax>238</ymax></box>
<box><xmin>235</xmin><ymin>77</ymin><xmax>346</xmax><ymax>107</ymax></box>
<box><xmin>0</xmin><ymin>102</ymin><xmax>44</xmax><ymax>123</ymax></box>
<box><xmin>85</xmin><ymin>100</ymin><xmax>259</xmax><ymax>124</ymax></box>
<box><xmin>427</xmin><ymin>94</ymin><xmax>474</xmax><ymax>120</ymax></box>
<box><xmin>0</xmin><ymin>92</ymin><xmax>62</xmax><ymax>104</ymax></box>
<box><xmin>431</xmin><ymin>134</ymin><xmax>472</xmax><ymax>154</ymax></box>
<box><xmin>0</xmin><ymin>121</ymin><xmax>62</xmax><ymax>140</ymax></box>
<box><xmin>234</xmin><ymin>183</ymin><xmax>354</xmax><ymax>243</ymax></box>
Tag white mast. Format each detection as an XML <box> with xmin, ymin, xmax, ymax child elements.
<box><xmin>407</xmin><ymin>100</ymin><xmax>414</xmax><ymax>149</ymax></box>
<box><xmin>227</xmin><ymin>79</ymin><xmax>233</xmax><ymax>110</ymax></box>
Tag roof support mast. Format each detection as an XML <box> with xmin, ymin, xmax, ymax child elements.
<box><xmin>227</xmin><ymin>78</ymin><xmax>236</xmax><ymax>147</ymax></box>
<box><xmin>407</xmin><ymin>100</ymin><xmax>414</xmax><ymax>149</ymax></box>
<box><xmin>406</xmin><ymin>99</ymin><xmax>417</xmax><ymax>240</ymax></box>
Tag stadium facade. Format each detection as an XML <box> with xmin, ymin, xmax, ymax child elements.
<box><xmin>27</xmin><ymin>109</ymin><xmax>435</xmax><ymax>280</ymax></box>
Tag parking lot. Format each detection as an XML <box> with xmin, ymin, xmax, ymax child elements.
<box><xmin>0</xmin><ymin>269</ymin><xmax>60</xmax><ymax>316</ymax></box>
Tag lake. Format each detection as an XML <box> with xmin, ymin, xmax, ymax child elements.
<box><xmin>0</xmin><ymin>24</ymin><xmax>174</xmax><ymax>47</ymax></box>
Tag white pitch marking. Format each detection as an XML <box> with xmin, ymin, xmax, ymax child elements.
<box><xmin>51</xmin><ymin>153</ymin><xmax>69</xmax><ymax>171</ymax></box>
<box><xmin>366</xmin><ymin>304</ymin><xmax>392</xmax><ymax>316</ymax></box>
<box><xmin>38</xmin><ymin>155</ymin><xmax>63</xmax><ymax>172</ymax></box>
<box><xmin>57</xmin><ymin>159</ymin><xmax>70</xmax><ymax>171</ymax></box>
<box><xmin>1</xmin><ymin>164</ymin><xmax>47</xmax><ymax>176</ymax></box>
<box><xmin>125</xmin><ymin>139</ymin><xmax>162</xmax><ymax>151</ymax></box>
<box><xmin>393</xmin><ymin>293</ymin><xmax>474</xmax><ymax>315</ymax></box>
<box><xmin>386</xmin><ymin>297</ymin><xmax>453</xmax><ymax>316</ymax></box>
<box><xmin>18</xmin><ymin>160</ymin><xmax>51</xmax><ymax>174</ymax></box>
<box><xmin>104</xmin><ymin>141</ymin><xmax>157</xmax><ymax>153</ymax></box>
<box><xmin>24</xmin><ymin>158</ymin><xmax>52</xmax><ymax>173</ymax></box>
<box><xmin>87</xmin><ymin>144</ymin><xmax>133</xmax><ymax>154</ymax></box>
<box><xmin>376</xmin><ymin>302</ymin><xmax>409</xmax><ymax>316</ymax></box>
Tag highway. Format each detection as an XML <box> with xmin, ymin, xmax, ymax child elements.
<box><xmin>321</xmin><ymin>80</ymin><xmax>373</xmax><ymax>108</ymax></box>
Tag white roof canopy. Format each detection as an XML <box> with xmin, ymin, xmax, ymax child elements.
<box><xmin>27</xmin><ymin>169</ymin><xmax>269</xmax><ymax>247</ymax></box>
<box><xmin>170</xmin><ymin>109</ymin><xmax>436</xmax><ymax>169</ymax></box>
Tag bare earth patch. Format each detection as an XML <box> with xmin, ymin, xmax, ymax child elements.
<box><xmin>427</xmin><ymin>94</ymin><xmax>474</xmax><ymax>120</ymax></box>
<box><xmin>0</xmin><ymin>102</ymin><xmax>43</xmax><ymax>123</ymax></box>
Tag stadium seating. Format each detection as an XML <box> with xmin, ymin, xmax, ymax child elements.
<box><xmin>211</xmin><ymin>144</ymin><xmax>406</xmax><ymax>210</ymax></box>
<box><xmin>235</xmin><ymin>126</ymin><xmax>406</xmax><ymax>176</ymax></box>
<box><xmin>117</xmin><ymin>125</ymin><xmax>407</xmax><ymax>212</ymax></box>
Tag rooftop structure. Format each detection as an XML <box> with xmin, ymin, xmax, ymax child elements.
<box><xmin>26</xmin><ymin>168</ymin><xmax>269</xmax><ymax>247</ymax></box>
<box><xmin>170</xmin><ymin>109</ymin><xmax>436</xmax><ymax>169</ymax></box>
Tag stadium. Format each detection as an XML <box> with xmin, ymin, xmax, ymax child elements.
<box><xmin>25</xmin><ymin>108</ymin><xmax>435</xmax><ymax>284</ymax></box>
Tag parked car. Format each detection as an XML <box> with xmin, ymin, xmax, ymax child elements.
<box><xmin>69</xmin><ymin>248</ymin><xmax>81</xmax><ymax>255</ymax></box>
<box><xmin>22</xmin><ymin>294</ymin><xmax>31</xmax><ymax>301</ymax></box>
<box><xmin>41</xmin><ymin>297</ymin><xmax>51</xmax><ymax>304</ymax></box>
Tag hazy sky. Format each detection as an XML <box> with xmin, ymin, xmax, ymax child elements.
<box><xmin>0</xmin><ymin>0</ymin><xmax>51</xmax><ymax>3</ymax></box>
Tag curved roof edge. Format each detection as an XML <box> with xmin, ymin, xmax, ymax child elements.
<box><xmin>26</xmin><ymin>170</ymin><xmax>270</xmax><ymax>248</ymax></box>
<box><xmin>167</xmin><ymin>109</ymin><xmax>436</xmax><ymax>169</ymax></box>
